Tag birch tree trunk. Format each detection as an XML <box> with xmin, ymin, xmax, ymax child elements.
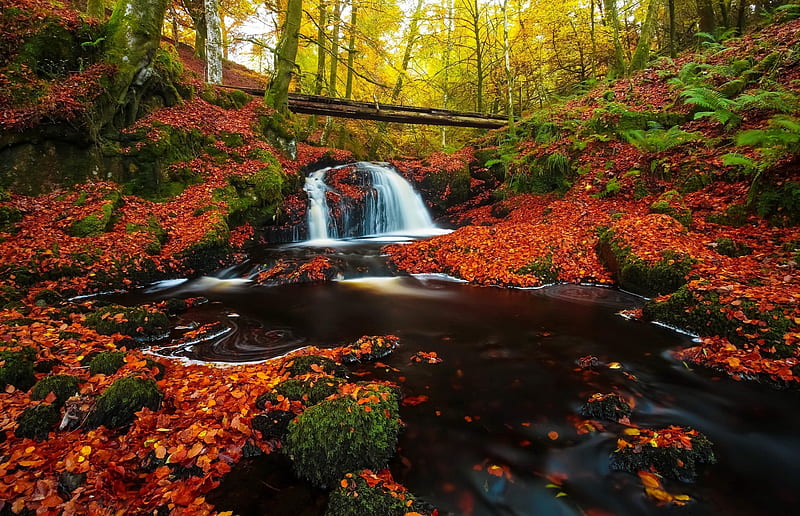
<box><xmin>205</xmin><ymin>0</ymin><xmax>223</xmax><ymax>84</ymax></box>
<box><xmin>502</xmin><ymin>0</ymin><xmax>515</xmax><ymax>133</ymax></box>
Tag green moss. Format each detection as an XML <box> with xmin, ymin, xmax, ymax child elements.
<box><xmin>85</xmin><ymin>305</ymin><xmax>170</xmax><ymax>343</ymax></box>
<box><xmin>284</xmin><ymin>384</ymin><xmax>402</xmax><ymax>487</ymax></box>
<box><xmin>579</xmin><ymin>393</ymin><xmax>632</xmax><ymax>422</ymax></box>
<box><xmin>714</xmin><ymin>237</ymin><xmax>752</xmax><ymax>257</ymax></box>
<box><xmin>88</xmin><ymin>351</ymin><xmax>126</xmax><ymax>376</ymax></box>
<box><xmin>752</xmin><ymin>180</ymin><xmax>800</xmax><ymax>226</ymax></box>
<box><xmin>126</xmin><ymin>216</ymin><xmax>168</xmax><ymax>255</ymax></box>
<box><xmin>706</xmin><ymin>204</ymin><xmax>749</xmax><ymax>227</ymax></box>
<box><xmin>200</xmin><ymin>87</ymin><xmax>251</xmax><ymax>110</ymax></box>
<box><xmin>0</xmin><ymin>206</ymin><xmax>22</xmax><ymax>225</ymax></box>
<box><xmin>285</xmin><ymin>355</ymin><xmax>348</xmax><ymax>377</ymax></box>
<box><xmin>514</xmin><ymin>254</ymin><xmax>560</xmax><ymax>283</ymax></box>
<box><xmin>30</xmin><ymin>374</ymin><xmax>81</xmax><ymax>406</ymax></box>
<box><xmin>33</xmin><ymin>288</ymin><xmax>62</xmax><ymax>306</ymax></box>
<box><xmin>420</xmin><ymin>163</ymin><xmax>471</xmax><ymax>211</ymax></box>
<box><xmin>0</xmin><ymin>347</ymin><xmax>36</xmax><ymax>390</ymax></box>
<box><xmin>326</xmin><ymin>472</ymin><xmax>414</xmax><ymax>516</ymax></box>
<box><xmin>597</xmin><ymin>229</ymin><xmax>694</xmax><ymax>297</ymax></box>
<box><xmin>276</xmin><ymin>377</ymin><xmax>344</xmax><ymax>405</ymax></box>
<box><xmin>649</xmin><ymin>191</ymin><xmax>692</xmax><ymax>227</ymax></box>
<box><xmin>509</xmin><ymin>152</ymin><xmax>574</xmax><ymax>195</ymax></box>
<box><xmin>643</xmin><ymin>285</ymin><xmax>793</xmax><ymax>348</ymax></box>
<box><xmin>15</xmin><ymin>404</ymin><xmax>60</xmax><ymax>441</ymax></box>
<box><xmin>66</xmin><ymin>202</ymin><xmax>114</xmax><ymax>237</ymax></box>
<box><xmin>86</xmin><ymin>375</ymin><xmax>163</xmax><ymax>429</ymax></box>
<box><xmin>212</xmin><ymin>160</ymin><xmax>285</xmax><ymax>226</ymax></box>
<box><xmin>610</xmin><ymin>428</ymin><xmax>715</xmax><ymax>482</ymax></box>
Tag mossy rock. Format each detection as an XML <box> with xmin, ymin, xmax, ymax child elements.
<box><xmin>88</xmin><ymin>351</ymin><xmax>126</xmax><ymax>376</ymax></box>
<box><xmin>30</xmin><ymin>374</ymin><xmax>81</xmax><ymax>406</ymax></box>
<box><xmin>15</xmin><ymin>403</ymin><xmax>60</xmax><ymax>440</ymax></box>
<box><xmin>260</xmin><ymin>377</ymin><xmax>344</xmax><ymax>406</ymax></box>
<box><xmin>643</xmin><ymin>285</ymin><xmax>793</xmax><ymax>349</ymax></box>
<box><xmin>85</xmin><ymin>305</ymin><xmax>170</xmax><ymax>343</ymax></box>
<box><xmin>649</xmin><ymin>191</ymin><xmax>692</xmax><ymax>228</ymax></box>
<box><xmin>86</xmin><ymin>375</ymin><xmax>163</xmax><ymax>429</ymax></box>
<box><xmin>252</xmin><ymin>409</ymin><xmax>296</xmax><ymax>440</ymax></box>
<box><xmin>596</xmin><ymin>229</ymin><xmax>694</xmax><ymax>297</ymax></box>
<box><xmin>0</xmin><ymin>205</ymin><xmax>22</xmax><ymax>225</ymax></box>
<box><xmin>420</xmin><ymin>165</ymin><xmax>471</xmax><ymax>211</ymax></box>
<box><xmin>212</xmin><ymin>160</ymin><xmax>285</xmax><ymax>227</ymax></box>
<box><xmin>66</xmin><ymin>201</ymin><xmax>117</xmax><ymax>237</ymax></box>
<box><xmin>284</xmin><ymin>384</ymin><xmax>402</xmax><ymax>487</ymax></box>
<box><xmin>200</xmin><ymin>87</ymin><xmax>251</xmax><ymax>110</ymax></box>
<box><xmin>610</xmin><ymin>428</ymin><xmax>715</xmax><ymax>482</ymax></box>
<box><xmin>285</xmin><ymin>355</ymin><xmax>348</xmax><ymax>378</ymax></box>
<box><xmin>0</xmin><ymin>347</ymin><xmax>36</xmax><ymax>390</ymax></box>
<box><xmin>579</xmin><ymin>393</ymin><xmax>632</xmax><ymax>422</ymax></box>
<box><xmin>706</xmin><ymin>204</ymin><xmax>749</xmax><ymax>227</ymax></box>
<box><xmin>341</xmin><ymin>335</ymin><xmax>400</xmax><ymax>363</ymax></box>
<box><xmin>33</xmin><ymin>288</ymin><xmax>63</xmax><ymax>306</ymax></box>
<box><xmin>714</xmin><ymin>237</ymin><xmax>752</xmax><ymax>257</ymax></box>
<box><xmin>514</xmin><ymin>254</ymin><xmax>560</xmax><ymax>284</ymax></box>
<box><xmin>58</xmin><ymin>471</ymin><xmax>86</xmax><ymax>495</ymax></box>
<box><xmin>326</xmin><ymin>471</ymin><xmax>418</xmax><ymax>516</ymax></box>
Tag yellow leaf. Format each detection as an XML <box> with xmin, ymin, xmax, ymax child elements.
<box><xmin>623</xmin><ymin>428</ymin><xmax>640</xmax><ymax>435</ymax></box>
<box><xmin>608</xmin><ymin>362</ymin><xmax>622</xmax><ymax>369</ymax></box>
<box><xmin>80</xmin><ymin>445</ymin><xmax>92</xmax><ymax>456</ymax></box>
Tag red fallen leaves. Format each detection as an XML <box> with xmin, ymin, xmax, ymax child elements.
<box><xmin>402</xmin><ymin>395</ymin><xmax>429</xmax><ymax>407</ymax></box>
<box><xmin>410</xmin><ymin>351</ymin><xmax>442</xmax><ymax>364</ymax></box>
<box><xmin>615</xmin><ymin>426</ymin><xmax>698</xmax><ymax>453</ymax></box>
<box><xmin>676</xmin><ymin>336</ymin><xmax>798</xmax><ymax>384</ymax></box>
<box><xmin>637</xmin><ymin>470</ymin><xmax>691</xmax><ymax>506</ymax></box>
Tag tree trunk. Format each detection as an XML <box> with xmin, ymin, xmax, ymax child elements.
<box><xmin>100</xmin><ymin>0</ymin><xmax>170</xmax><ymax>134</ymax></box>
<box><xmin>205</xmin><ymin>0</ymin><xmax>223</xmax><ymax>84</ymax></box>
<box><xmin>717</xmin><ymin>0</ymin><xmax>730</xmax><ymax>28</ymax></box>
<box><xmin>441</xmin><ymin>0</ymin><xmax>454</xmax><ymax>148</ymax></box>
<box><xmin>87</xmin><ymin>0</ymin><xmax>106</xmax><ymax>19</ymax></box>
<box><xmin>735</xmin><ymin>0</ymin><xmax>747</xmax><ymax>34</ymax></box>
<box><xmin>466</xmin><ymin>0</ymin><xmax>485</xmax><ymax>112</ymax></box>
<box><xmin>502</xmin><ymin>0</ymin><xmax>515</xmax><ymax>133</ymax></box>
<box><xmin>668</xmin><ymin>0</ymin><xmax>677</xmax><ymax>57</ymax></box>
<box><xmin>390</xmin><ymin>0</ymin><xmax>424</xmax><ymax>103</ymax></box>
<box><xmin>590</xmin><ymin>0</ymin><xmax>598</xmax><ymax>77</ymax></box>
<box><xmin>314</xmin><ymin>0</ymin><xmax>327</xmax><ymax>95</ymax></box>
<box><xmin>344</xmin><ymin>2</ymin><xmax>357</xmax><ymax>100</ymax></box>
<box><xmin>603</xmin><ymin>0</ymin><xmax>626</xmax><ymax>78</ymax></box>
<box><xmin>265</xmin><ymin>0</ymin><xmax>303</xmax><ymax>114</ymax></box>
<box><xmin>327</xmin><ymin>0</ymin><xmax>342</xmax><ymax>97</ymax></box>
<box><xmin>697</xmin><ymin>0</ymin><xmax>716</xmax><ymax>34</ymax></box>
<box><xmin>629</xmin><ymin>0</ymin><xmax>659</xmax><ymax>73</ymax></box>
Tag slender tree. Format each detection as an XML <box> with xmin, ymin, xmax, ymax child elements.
<box><xmin>697</xmin><ymin>0</ymin><xmax>716</xmax><ymax>34</ymax></box>
<box><xmin>604</xmin><ymin>0</ymin><xmax>626</xmax><ymax>78</ymax></box>
<box><xmin>344</xmin><ymin>1</ymin><xmax>358</xmax><ymax>99</ymax></box>
<box><xmin>314</xmin><ymin>0</ymin><xmax>328</xmax><ymax>95</ymax></box>
<box><xmin>502</xmin><ymin>0</ymin><xmax>515</xmax><ymax>132</ymax></box>
<box><xmin>265</xmin><ymin>0</ymin><xmax>303</xmax><ymax>114</ymax></box>
<box><xmin>630</xmin><ymin>0</ymin><xmax>660</xmax><ymax>72</ymax></box>
<box><xmin>205</xmin><ymin>0</ymin><xmax>223</xmax><ymax>84</ymax></box>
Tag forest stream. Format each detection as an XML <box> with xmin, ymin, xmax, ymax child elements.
<box><xmin>103</xmin><ymin>164</ymin><xmax>800</xmax><ymax>516</ymax></box>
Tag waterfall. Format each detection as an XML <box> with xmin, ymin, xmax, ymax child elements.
<box><xmin>304</xmin><ymin>162</ymin><xmax>436</xmax><ymax>241</ymax></box>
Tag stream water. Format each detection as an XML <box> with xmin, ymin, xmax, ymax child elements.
<box><xmin>110</xmin><ymin>164</ymin><xmax>800</xmax><ymax>515</ymax></box>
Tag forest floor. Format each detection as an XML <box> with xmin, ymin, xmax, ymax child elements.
<box><xmin>1</xmin><ymin>3</ymin><xmax>800</xmax><ymax>515</ymax></box>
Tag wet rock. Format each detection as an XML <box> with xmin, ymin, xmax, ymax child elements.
<box><xmin>284</xmin><ymin>383</ymin><xmax>401</xmax><ymax>487</ymax></box>
<box><xmin>252</xmin><ymin>256</ymin><xmax>341</xmax><ymax>286</ymax></box>
<box><xmin>610</xmin><ymin>426</ymin><xmax>716</xmax><ymax>482</ymax></box>
<box><xmin>579</xmin><ymin>393</ymin><xmax>632</xmax><ymax>422</ymax></box>
<box><xmin>58</xmin><ymin>471</ymin><xmax>86</xmax><ymax>495</ymax></box>
<box><xmin>252</xmin><ymin>410</ymin><xmax>296</xmax><ymax>440</ymax></box>
<box><xmin>86</xmin><ymin>375</ymin><xmax>163</xmax><ymax>429</ymax></box>
<box><xmin>341</xmin><ymin>335</ymin><xmax>400</xmax><ymax>363</ymax></box>
<box><xmin>15</xmin><ymin>404</ymin><xmax>60</xmax><ymax>440</ymax></box>
<box><xmin>30</xmin><ymin>374</ymin><xmax>81</xmax><ymax>407</ymax></box>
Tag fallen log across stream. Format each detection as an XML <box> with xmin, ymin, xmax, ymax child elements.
<box><xmin>220</xmin><ymin>86</ymin><xmax>511</xmax><ymax>128</ymax></box>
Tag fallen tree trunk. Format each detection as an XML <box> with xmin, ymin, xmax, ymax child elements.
<box><xmin>220</xmin><ymin>87</ymin><xmax>509</xmax><ymax>128</ymax></box>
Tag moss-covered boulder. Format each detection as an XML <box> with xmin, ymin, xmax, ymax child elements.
<box><xmin>610</xmin><ymin>426</ymin><xmax>716</xmax><ymax>482</ymax></box>
<box><xmin>257</xmin><ymin>377</ymin><xmax>345</xmax><ymax>407</ymax></box>
<box><xmin>66</xmin><ymin>191</ymin><xmax>122</xmax><ymax>237</ymax></box>
<box><xmin>87</xmin><ymin>351</ymin><xmax>126</xmax><ymax>376</ymax></box>
<box><xmin>596</xmin><ymin>226</ymin><xmax>694</xmax><ymax>297</ymax></box>
<box><xmin>85</xmin><ymin>305</ymin><xmax>170</xmax><ymax>343</ymax></box>
<box><xmin>0</xmin><ymin>347</ymin><xmax>36</xmax><ymax>390</ymax></box>
<box><xmin>86</xmin><ymin>375</ymin><xmax>163</xmax><ymax>429</ymax></box>
<box><xmin>713</xmin><ymin>237</ymin><xmax>752</xmax><ymax>257</ymax></box>
<box><xmin>15</xmin><ymin>404</ymin><xmax>60</xmax><ymax>441</ymax></box>
<box><xmin>30</xmin><ymin>374</ymin><xmax>81</xmax><ymax>406</ymax></box>
<box><xmin>326</xmin><ymin>470</ymin><xmax>425</xmax><ymax>516</ymax></box>
<box><xmin>649</xmin><ymin>190</ymin><xmax>692</xmax><ymax>228</ymax></box>
<box><xmin>284</xmin><ymin>384</ymin><xmax>402</xmax><ymax>487</ymax></box>
<box><xmin>285</xmin><ymin>355</ymin><xmax>348</xmax><ymax>378</ymax></box>
<box><xmin>579</xmin><ymin>393</ymin><xmax>632</xmax><ymax>422</ymax></box>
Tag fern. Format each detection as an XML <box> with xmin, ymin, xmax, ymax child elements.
<box><xmin>680</xmin><ymin>86</ymin><xmax>741</xmax><ymax>127</ymax></box>
<box><xmin>734</xmin><ymin>89</ymin><xmax>798</xmax><ymax>114</ymax></box>
<box><xmin>623</xmin><ymin>126</ymin><xmax>703</xmax><ymax>153</ymax></box>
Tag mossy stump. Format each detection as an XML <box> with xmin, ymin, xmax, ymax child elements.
<box><xmin>284</xmin><ymin>384</ymin><xmax>402</xmax><ymax>487</ymax></box>
<box><xmin>86</xmin><ymin>375</ymin><xmax>163</xmax><ymax>429</ymax></box>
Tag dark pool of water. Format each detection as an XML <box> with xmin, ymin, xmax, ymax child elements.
<box><xmin>112</xmin><ymin>241</ymin><xmax>800</xmax><ymax>516</ymax></box>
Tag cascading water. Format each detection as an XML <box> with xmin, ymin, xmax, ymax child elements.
<box><xmin>304</xmin><ymin>162</ymin><xmax>436</xmax><ymax>240</ymax></box>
